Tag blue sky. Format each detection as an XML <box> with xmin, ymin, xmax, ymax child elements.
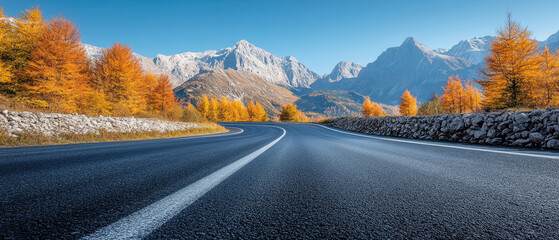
<box><xmin>3</xmin><ymin>0</ymin><xmax>559</xmax><ymax>74</ymax></box>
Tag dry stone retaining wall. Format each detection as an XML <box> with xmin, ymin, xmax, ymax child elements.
<box><xmin>329</xmin><ymin>108</ymin><xmax>559</xmax><ymax>150</ymax></box>
<box><xmin>0</xmin><ymin>110</ymin><xmax>198</xmax><ymax>137</ymax></box>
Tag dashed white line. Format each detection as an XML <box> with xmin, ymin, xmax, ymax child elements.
<box><xmin>316</xmin><ymin>124</ymin><xmax>559</xmax><ymax>160</ymax></box>
<box><xmin>83</xmin><ymin>126</ymin><xmax>286</xmax><ymax>240</ymax></box>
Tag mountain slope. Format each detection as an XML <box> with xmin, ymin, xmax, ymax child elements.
<box><xmin>311</xmin><ymin>61</ymin><xmax>362</xmax><ymax>90</ymax></box>
<box><xmin>295</xmin><ymin>90</ymin><xmax>399</xmax><ymax>118</ymax></box>
<box><xmin>541</xmin><ymin>30</ymin><xmax>559</xmax><ymax>51</ymax></box>
<box><xmin>83</xmin><ymin>40</ymin><xmax>319</xmax><ymax>88</ymax></box>
<box><xmin>173</xmin><ymin>69</ymin><xmax>298</xmax><ymax>116</ymax></box>
<box><xmin>356</xmin><ymin>37</ymin><xmax>476</xmax><ymax>104</ymax></box>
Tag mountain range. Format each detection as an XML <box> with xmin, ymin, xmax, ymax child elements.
<box><xmin>83</xmin><ymin>29</ymin><xmax>559</xmax><ymax>117</ymax></box>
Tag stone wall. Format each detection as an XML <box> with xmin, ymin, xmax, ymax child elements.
<box><xmin>0</xmin><ymin>110</ymin><xmax>198</xmax><ymax>137</ymax></box>
<box><xmin>329</xmin><ymin>108</ymin><xmax>559</xmax><ymax>150</ymax></box>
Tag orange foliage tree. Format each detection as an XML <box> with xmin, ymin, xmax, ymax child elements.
<box><xmin>533</xmin><ymin>47</ymin><xmax>559</xmax><ymax>108</ymax></box>
<box><xmin>197</xmin><ymin>95</ymin><xmax>210</xmax><ymax>119</ymax></box>
<box><xmin>440</xmin><ymin>76</ymin><xmax>465</xmax><ymax>113</ymax></box>
<box><xmin>464</xmin><ymin>81</ymin><xmax>483</xmax><ymax>112</ymax></box>
<box><xmin>146</xmin><ymin>73</ymin><xmax>177</xmax><ymax>114</ymax></box>
<box><xmin>247</xmin><ymin>101</ymin><xmax>268</xmax><ymax>122</ymax></box>
<box><xmin>478</xmin><ymin>14</ymin><xmax>540</xmax><ymax>109</ymax></box>
<box><xmin>399</xmin><ymin>89</ymin><xmax>418</xmax><ymax>116</ymax></box>
<box><xmin>441</xmin><ymin>76</ymin><xmax>483</xmax><ymax>114</ymax></box>
<box><xmin>362</xmin><ymin>97</ymin><xmax>385</xmax><ymax>117</ymax></box>
<box><xmin>0</xmin><ymin>8</ymin><xmax>12</xmax><ymax>84</ymax></box>
<box><xmin>208</xmin><ymin>97</ymin><xmax>219</xmax><ymax>121</ymax></box>
<box><xmin>195</xmin><ymin>96</ymin><xmax>268</xmax><ymax>122</ymax></box>
<box><xmin>0</xmin><ymin>7</ymin><xmax>45</xmax><ymax>93</ymax></box>
<box><xmin>279</xmin><ymin>103</ymin><xmax>308</xmax><ymax>122</ymax></box>
<box><xmin>25</xmin><ymin>17</ymin><xmax>91</xmax><ymax>113</ymax></box>
<box><xmin>92</xmin><ymin>43</ymin><xmax>146</xmax><ymax>115</ymax></box>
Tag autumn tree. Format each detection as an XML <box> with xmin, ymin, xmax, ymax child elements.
<box><xmin>0</xmin><ymin>7</ymin><xmax>45</xmax><ymax>93</ymax></box>
<box><xmin>0</xmin><ymin>7</ymin><xmax>13</xmax><ymax>84</ymax></box>
<box><xmin>532</xmin><ymin>47</ymin><xmax>559</xmax><ymax>108</ymax></box>
<box><xmin>197</xmin><ymin>95</ymin><xmax>210</xmax><ymax>119</ymax></box>
<box><xmin>25</xmin><ymin>17</ymin><xmax>91</xmax><ymax>113</ymax></box>
<box><xmin>247</xmin><ymin>101</ymin><xmax>268</xmax><ymax>122</ymax></box>
<box><xmin>208</xmin><ymin>97</ymin><xmax>219</xmax><ymax>121</ymax></box>
<box><xmin>399</xmin><ymin>89</ymin><xmax>418</xmax><ymax>116</ymax></box>
<box><xmin>440</xmin><ymin>76</ymin><xmax>465</xmax><ymax>113</ymax></box>
<box><xmin>280</xmin><ymin>103</ymin><xmax>308</xmax><ymax>122</ymax></box>
<box><xmin>362</xmin><ymin>98</ymin><xmax>372</xmax><ymax>117</ymax></box>
<box><xmin>362</xmin><ymin>97</ymin><xmax>385</xmax><ymax>117</ymax></box>
<box><xmin>478</xmin><ymin>14</ymin><xmax>540</xmax><ymax>109</ymax></box>
<box><xmin>147</xmin><ymin>74</ymin><xmax>177</xmax><ymax>114</ymax></box>
<box><xmin>464</xmin><ymin>81</ymin><xmax>483</xmax><ymax>112</ymax></box>
<box><xmin>232</xmin><ymin>100</ymin><xmax>248</xmax><ymax>121</ymax></box>
<box><xmin>92</xmin><ymin>43</ymin><xmax>146</xmax><ymax>115</ymax></box>
<box><xmin>418</xmin><ymin>93</ymin><xmax>444</xmax><ymax>116</ymax></box>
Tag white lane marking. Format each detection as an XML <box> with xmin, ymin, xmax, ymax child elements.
<box><xmin>83</xmin><ymin>126</ymin><xmax>286</xmax><ymax>240</ymax></box>
<box><xmin>316</xmin><ymin>124</ymin><xmax>559</xmax><ymax>160</ymax></box>
<box><xmin>175</xmin><ymin>127</ymin><xmax>243</xmax><ymax>140</ymax></box>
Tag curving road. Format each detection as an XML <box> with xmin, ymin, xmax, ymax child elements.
<box><xmin>1</xmin><ymin>123</ymin><xmax>559</xmax><ymax>239</ymax></box>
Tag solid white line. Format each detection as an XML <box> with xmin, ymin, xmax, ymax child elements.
<box><xmin>83</xmin><ymin>126</ymin><xmax>286</xmax><ymax>240</ymax></box>
<box><xmin>176</xmin><ymin>127</ymin><xmax>243</xmax><ymax>140</ymax></box>
<box><xmin>316</xmin><ymin>124</ymin><xmax>559</xmax><ymax>160</ymax></box>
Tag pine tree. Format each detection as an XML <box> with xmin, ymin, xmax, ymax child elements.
<box><xmin>478</xmin><ymin>14</ymin><xmax>540</xmax><ymax>109</ymax></box>
<box><xmin>399</xmin><ymin>89</ymin><xmax>418</xmax><ymax>116</ymax></box>
<box><xmin>92</xmin><ymin>43</ymin><xmax>146</xmax><ymax>115</ymax></box>
<box><xmin>25</xmin><ymin>17</ymin><xmax>91</xmax><ymax>113</ymax></box>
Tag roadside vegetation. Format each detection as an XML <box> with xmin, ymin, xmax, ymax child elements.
<box><xmin>361</xmin><ymin>14</ymin><xmax>559</xmax><ymax>118</ymax></box>
<box><xmin>0</xmin><ymin>6</ymin><xmax>230</xmax><ymax>146</ymax></box>
<box><xmin>195</xmin><ymin>95</ymin><xmax>269</xmax><ymax>122</ymax></box>
<box><xmin>279</xmin><ymin>103</ymin><xmax>309</xmax><ymax>122</ymax></box>
<box><xmin>0</xmin><ymin>122</ymin><xmax>226</xmax><ymax>147</ymax></box>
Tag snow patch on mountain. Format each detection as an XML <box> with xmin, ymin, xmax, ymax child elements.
<box><xmin>326</xmin><ymin>61</ymin><xmax>363</xmax><ymax>82</ymax></box>
<box><xmin>445</xmin><ymin>36</ymin><xmax>494</xmax><ymax>64</ymax></box>
<box><xmin>82</xmin><ymin>40</ymin><xmax>319</xmax><ymax>88</ymax></box>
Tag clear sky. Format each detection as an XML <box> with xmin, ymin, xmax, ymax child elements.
<box><xmin>3</xmin><ymin>0</ymin><xmax>559</xmax><ymax>74</ymax></box>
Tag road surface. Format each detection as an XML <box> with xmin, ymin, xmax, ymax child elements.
<box><xmin>1</xmin><ymin>123</ymin><xmax>559</xmax><ymax>239</ymax></box>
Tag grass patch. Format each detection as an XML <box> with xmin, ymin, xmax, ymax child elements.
<box><xmin>0</xmin><ymin>122</ymin><xmax>227</xmax><ymax>147</ymax></box>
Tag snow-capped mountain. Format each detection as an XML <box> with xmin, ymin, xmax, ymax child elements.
<box><xmin>310</xmin><ymin>61</ymin><xmax>362</xmax><ymax>90</ymax></box>
<box><xmin>82</xmin><ymin>40</ymin><xmax>319</xmax><ymax>88</ymax></box>
<box><xmin>319</xmin><ymin>37</ymin><xmax>476</xmax><ymax>105</ymax></box>
<box><xmin>325</xmin><ymin>61</ymin><xmax>363</xmax><ymax>82</ymax></box>
<box><xmin>444</xmin><ymin>36</ymin><xmax>494</xmax><ymax>64</ymax></box>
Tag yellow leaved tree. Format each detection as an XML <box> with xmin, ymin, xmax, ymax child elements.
<box><xmin>399</xmin><ymin>89</ymin><xmax>418</xmax><ymax>116</ymax></box>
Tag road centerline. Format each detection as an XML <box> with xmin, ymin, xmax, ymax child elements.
<box><xmin>82</xmin><ymin>126</ymin><xmax>286</xmax><ymax>240</ymax></box>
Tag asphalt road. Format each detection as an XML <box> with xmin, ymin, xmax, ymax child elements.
<box><xmin>1</xmin><ymin>123</ymin><xmax>559</xmax><ymax>239</ymax></box>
